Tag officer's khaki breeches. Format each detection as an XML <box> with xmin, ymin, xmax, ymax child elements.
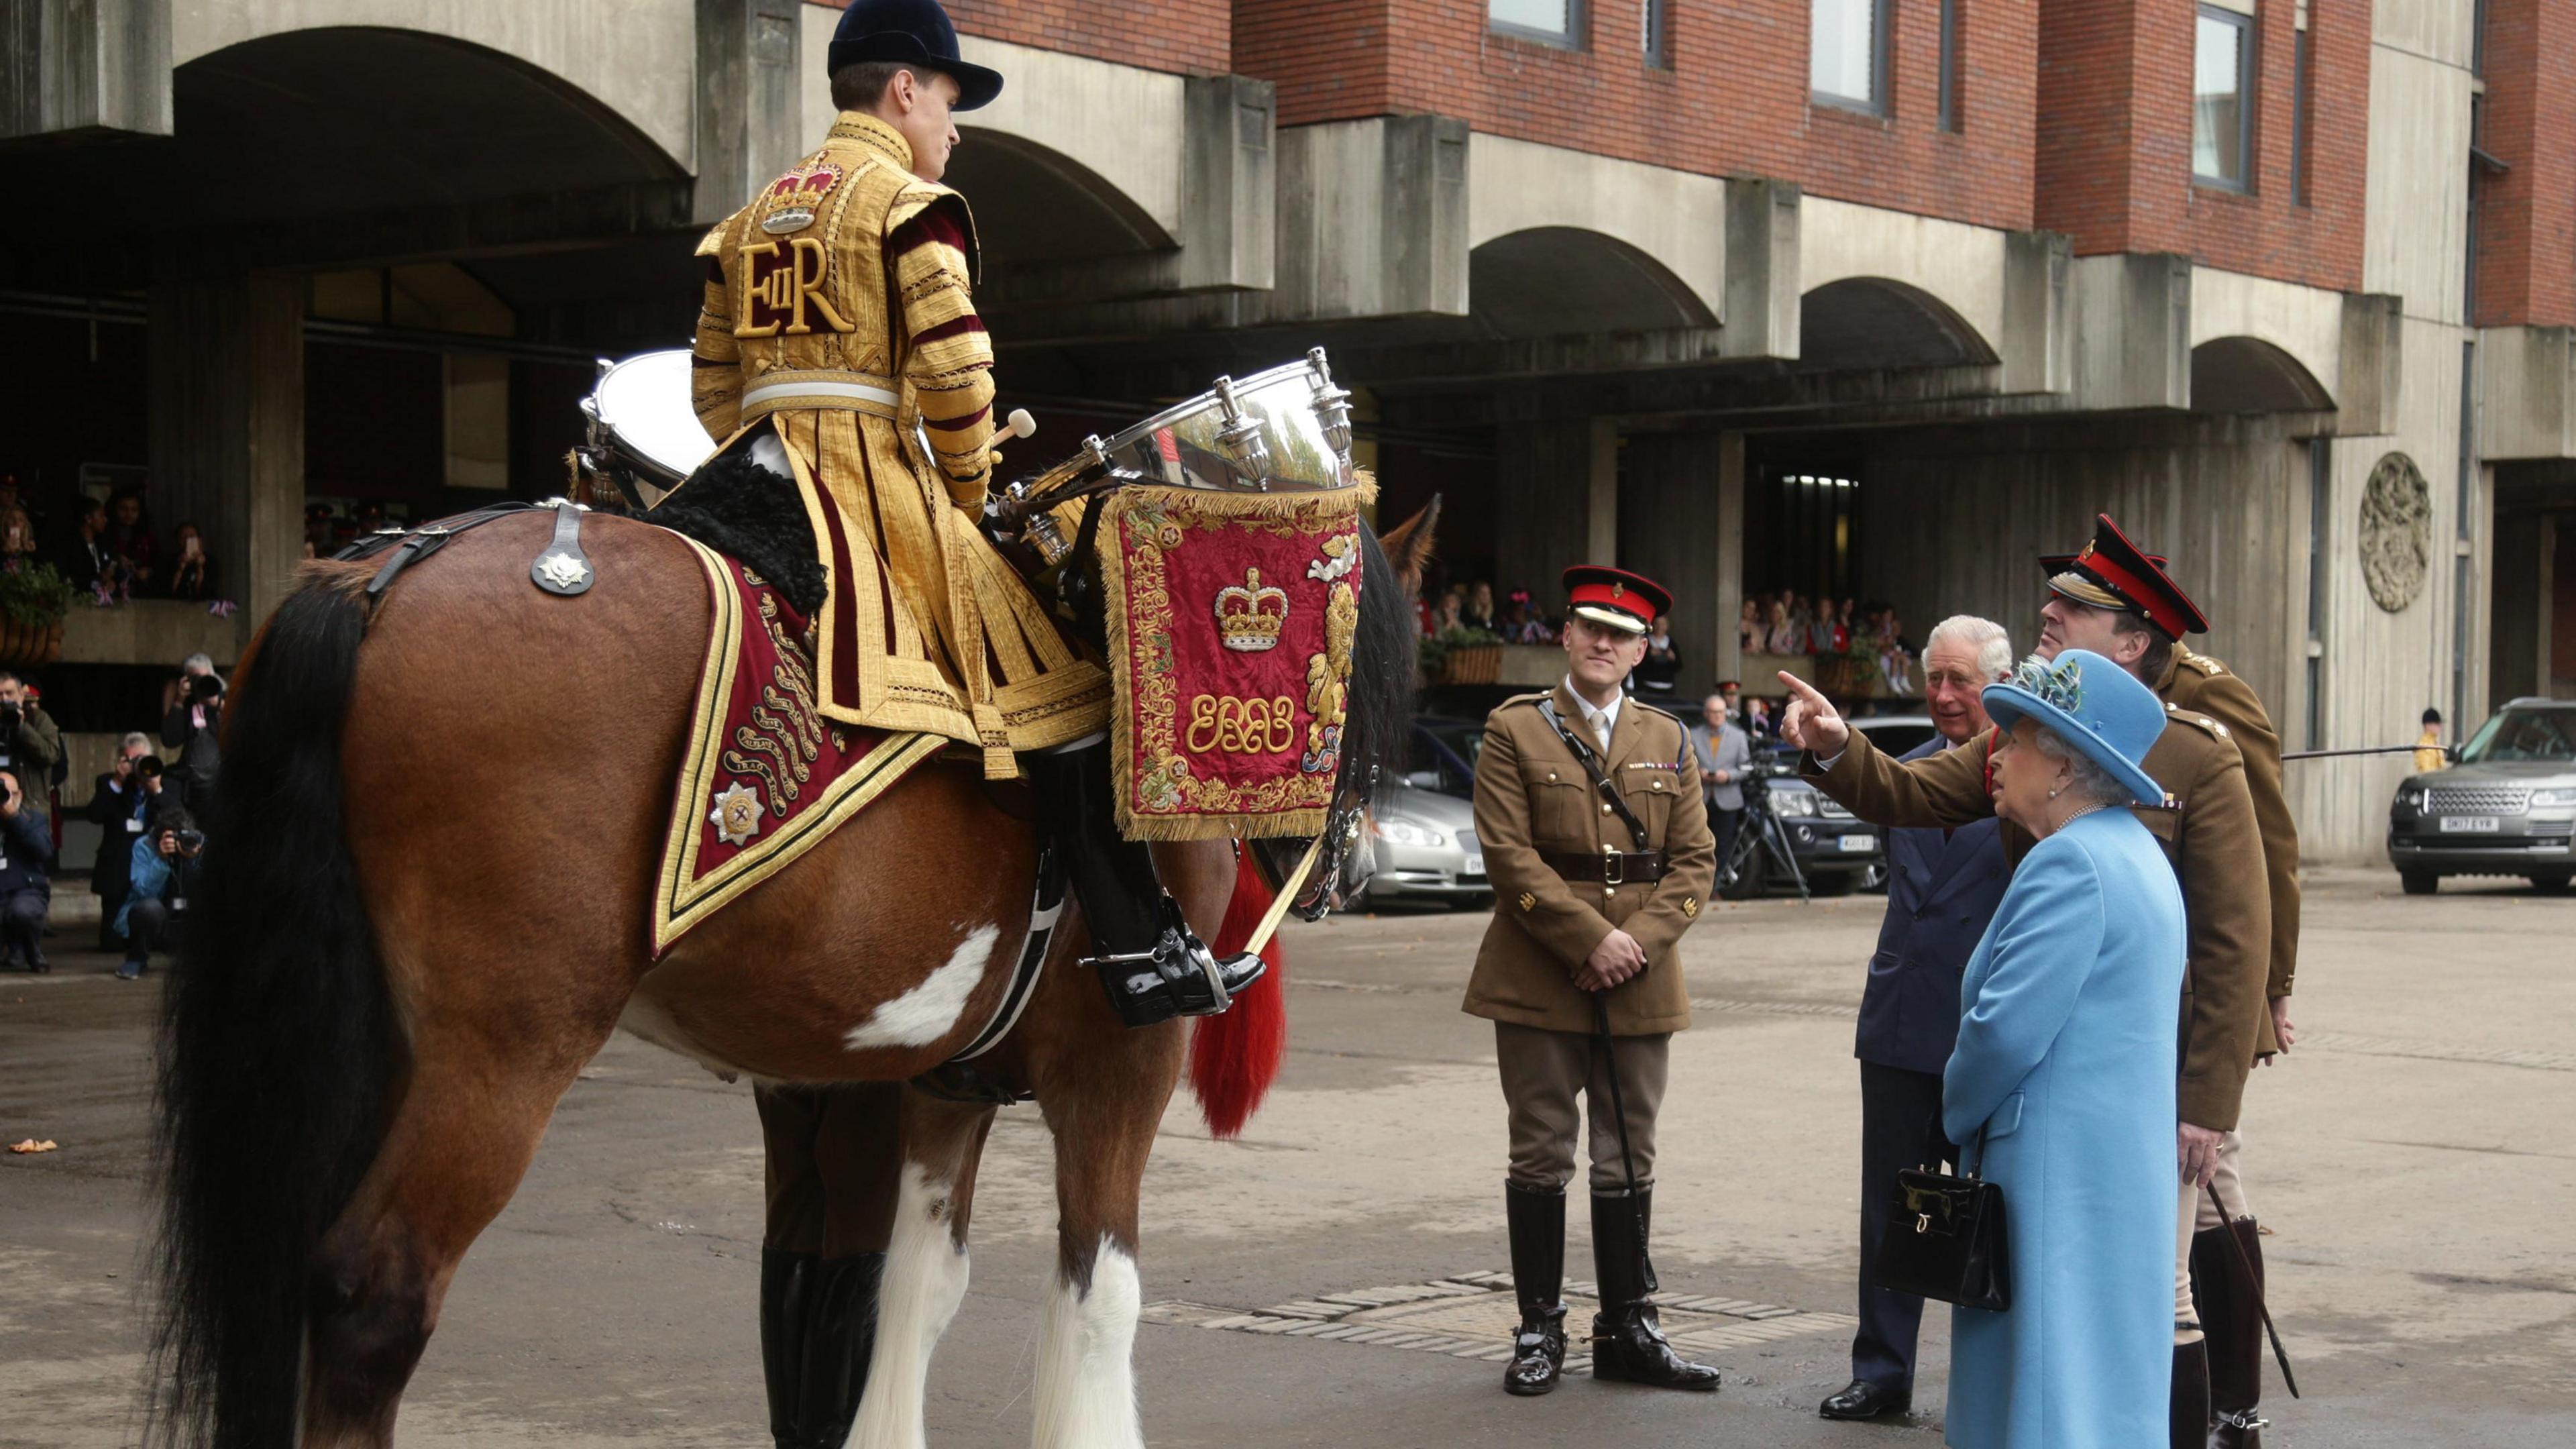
<box><xmin>2174</xmin><ymin>1129</ymin><xmax>2253</xmax><ymax>1332</ymax></box>
<box><xmin>1494</xmin><ymin>1022</ymin><xmax>1669</xmax><ymax>1193</ymax></box>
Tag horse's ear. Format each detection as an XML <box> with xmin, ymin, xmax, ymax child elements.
<box><xmin>1376</xmin><ymin>494</ymin><xmax>1441</xmax><ymax>596</ymax></box>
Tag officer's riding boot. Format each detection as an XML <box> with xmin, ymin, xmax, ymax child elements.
<box><xmin>758</xmin><ymin>1249</ymin><xmax>816</xmax><ymax>1449</ymax></box>
<box><xmin>794</xmin><ymin>1253</ymin><xmax>885</xmax><ymax>1449</ymax></box>
<box><xmin>1588</xmin><ymin>1189</ymin><xmax>1719</xmax><ymax>1391</ymax></box>
<box><xmin>2171</xmin><ymin>1334</ymin><xmax>2212</xmax><ymax>1449</ymax></box>
<box><xmin>2193</xmin><ymin>1218</ymin><xmax>2269</xmax><ymax>1448</ymax></box>
<box><xmin>1022</xmin><ymin>740</ymin><xmax>1265</xmax><ymax>1026</ymax></box>
<box><xmin>1503</xmin><ymin>1182</ymin><xmax>1568</xmax><ymax>1396</ymax></box>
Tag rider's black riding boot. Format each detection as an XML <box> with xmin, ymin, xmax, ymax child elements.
<box><xmin>794</xmin><ymin>1253</ymin><xmax>885</xmax><ymax>1449</ymax></box>
<box><xmin>1503</xmin><ymin>1181</ymin><xmax>1567</xmax><ymax>1395</ymax></box>
<box><xmin>759</xmin><ymin>1249</ymin><xmax>816</xmax><ymax>1449</ymax></box>
<box><xmin>2194</xmin><ymin>1218</ymin><xmax>2270</xmax><ymax>1448</ymax></box>
<box><xmin>1589</xmin><ymin>1189</ymin><xmax>1720</xmax><ymax>1391</ymax></box>
<box><xmin>1022</xmin><ymin>740</ymin><xmax>1265</xmax><ymax>1026</ymax></box>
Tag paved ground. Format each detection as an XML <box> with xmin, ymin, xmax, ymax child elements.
<box><xmin>4</xmin><ymin>866</ymin><xmax>2571</xmax><ymax>1446</ymax></box>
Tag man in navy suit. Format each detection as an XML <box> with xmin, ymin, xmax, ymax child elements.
<box><xmin>1819</xmin><ymin>615</ymin><xmax>2017</xmax><ymax>1423</ymax></box>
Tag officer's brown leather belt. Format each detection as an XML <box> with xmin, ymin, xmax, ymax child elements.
<box><xmin>1542</xmin><ymin>849</ymin><xmax>1671</xmax><ymax>885</ymax></box>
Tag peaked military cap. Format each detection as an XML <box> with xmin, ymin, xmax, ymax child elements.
<box><xmin>828</xmin><ymin>0</ymin><xmax>1003</xmax><ymax>111</ymax></box>
<box><xmin>2039</xmin><ymin>513</ymin><xmax>2210</xmax><ymax>639</ymax></box>
<box><xmin>1562</xmin><ymin>565</ymin><xmax>1670</xmax><ymax>637</ymax></box>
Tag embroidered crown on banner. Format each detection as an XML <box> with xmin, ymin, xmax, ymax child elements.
<box><xmin>1214</xmin><ymin>567</ymin><xmax>1289</xmax><ymax>653</ymax></box>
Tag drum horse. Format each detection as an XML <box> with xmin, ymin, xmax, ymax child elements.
<box><xmin>146</xmin><ymin>354</ymin><xmax>1429</xmax><ymax>1448</ymax></box>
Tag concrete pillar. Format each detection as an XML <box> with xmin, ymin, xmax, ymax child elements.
<box><xmin>1715</xmin><ymin>432</ymin><xmax>1747</xmax><ymax>685</ymax></box>
<box><xmin>148</xmin><ymin>270</ymin><xmax>305</xmax><ymax>626</ymax></box>
<box><xmin>0</xmin><ymin>0</ymin><xmax>171</xmax><ymax>142</ymax></box>
<box><xmin>695</xmin><ymin>0</ymin><xmax>806</xmax><ymax>223</ymax></box>
<box><xmin>1721</xmin><ymin>177</ymin><xmax>1802</xmax><ymax>362</ymax></box>
<box><xmin>1495</xmin><ymin>417</ymin><xmax>1601</xmax><ymax>604</ymax></box>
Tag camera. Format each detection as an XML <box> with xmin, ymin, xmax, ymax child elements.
<box><xmin>187</xmin><ymin>673</ymin><xmax>224</xmax><ymax>704</ymax></box>
<box><xmin>0</xmin><ymin>700</ymin><xmax>20</xmax><ymax>725</ymax></box>
<box><xmin>134</xmin><ymin>755</ymin><xmax>164</xmax><ymax>780</ymax></box>
<box><xmin>174</xmin><ymin>828</ymin><xmax>207</xmax><ymax>851</ymax></box>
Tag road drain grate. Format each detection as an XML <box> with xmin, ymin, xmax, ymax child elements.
<box><xmin>1142</xmin><ymin>1271</ymin><xmax>1856</xmax><ymax>1371</ymax></box>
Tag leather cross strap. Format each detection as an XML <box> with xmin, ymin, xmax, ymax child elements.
<box><xmin>1535</xmin><ymin>698</ymin><xmax>1652</xmax><ymax>852</ymax></box>
<box><xmin>1544</xmin><ymin>849</ymin><xmax>1670</xmax><ymax>885</ymax></box>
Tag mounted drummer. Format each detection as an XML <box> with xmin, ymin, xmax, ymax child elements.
<box><xmin>680</xmin><ymin>0</ymin><xmax>1261</xmax><ymax>1027</ymax></box>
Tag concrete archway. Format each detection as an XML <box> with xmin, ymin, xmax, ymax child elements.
<box><xmin>949</xmin><ymin>129</ymin><xmax>1175</xmax><ymax>266</ymax></box>
<box><xmin>2190</xmin><ymin>335</ymin><xmax>2337</xmax><ymax>413</ymax></box>
<box><xmin>173</xmin><ymin>1</ymin><xmax>698</xmax><ymax>172</ymax></box>
<box><xmin>1798</xmin><ymin>277</ymin><xmax>1999</xmax><ymax>370</ymax></box>
<box><xmin>1469</xmin><ymin>227</ymin><xmax>1717</xmax><ymax>338</ymax></box>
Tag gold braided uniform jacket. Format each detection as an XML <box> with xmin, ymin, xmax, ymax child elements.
<box><xmin>688</xmin><ymin>112</ymin><xmax>1108</xmax><ymax>777</ymax></box>
<box><xmin>1801</xmin><ymin>658</ymin><xmax>2276</xmax><ymax>1132</ymax></box>
<box><xmin>1463</xmin><ymin>686</ymin><xmax>1717</xmax><ymax>1037</ymax></box>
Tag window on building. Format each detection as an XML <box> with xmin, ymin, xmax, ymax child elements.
<box><xmin>1491</xmin><ymin>0</ymin><xmax>1580</xmax><ymax>45</ymax></box>
<box><xmin>1811</xmin><ymin>0</ymin><xmax>1886</xmax><ymax>112</ymax></box>
<box><xmin>1643</xmin><ymin>0</ymin><xmax>1671</xmax><ymax>67</ymax></box>
<box><xmin>2290</xmin><ymin>5</ymin><xmax>2312</xmax><ymax>204</ymax></box>
<box><xmin>1937</xmin><ymin>0</ymin><xmax>1962</xmax><ymax>131</ymax></box>
<box><xmin>2194</xmin><ymin>5</ymin><xmax>2255</xmax><ymax>190</ymax></box>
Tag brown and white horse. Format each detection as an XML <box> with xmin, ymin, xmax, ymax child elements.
<box><xmin>147</xmin><ymin>505</ymin><xmax>1428</xmax><ymax>1448</ymax></box>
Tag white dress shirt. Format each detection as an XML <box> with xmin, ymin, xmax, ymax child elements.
<box><xmin>1564</xmin><ymin>676</ymin><xmax>1623</xmax><ymax>753</ymax></box>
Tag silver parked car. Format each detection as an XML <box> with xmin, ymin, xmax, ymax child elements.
<box><xmin>2387</xmin><ymin>698</ymin><xmax>2575</xmax><ymax>895</ymax></box>
<box><xmin>1359</xmin><ymin>782</ymin><xmax>1491</xmax><ymax>908</ymax></box>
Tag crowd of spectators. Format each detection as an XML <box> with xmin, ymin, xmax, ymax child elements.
<box><xmin>0</xmin><ymin>653</ymin><xmax>219</xmax><ymax>977</ymax></box>
<box><xmin>0</xmin><ymin>474</ymin><xmax>225</xmax><ymax>608</ymax></box>
<box><xmin>1739</xmin><ymin>590</ymin><xmax>1919</xmax><ymax>696</ymax></box>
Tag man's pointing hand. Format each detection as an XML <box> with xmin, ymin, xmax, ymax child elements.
<box><xmin>1776</xmin><ymin>672</ymin><xmax>1849</xmax><ymax>757</ymax></box>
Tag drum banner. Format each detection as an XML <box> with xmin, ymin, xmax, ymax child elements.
<box><xmin>1097</xmin><ymin>481</ymin><xmax>1373</xmax><ymax>842</ymax></box>
<box><xmin>653</xmin><ymin>535</ymin><xmax>946</xmax><ymax>953</ymax></box>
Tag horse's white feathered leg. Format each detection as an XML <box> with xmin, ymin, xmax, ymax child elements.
<box><xmin>1031</xmin><ymin>1235</ymin><xmax>1144</xmax><ymax>1449</ymax></box>
<box><xmin>846</xmin><ymin>1163</ymin><xmax>970</xmax><ymax>1449</ymax></box>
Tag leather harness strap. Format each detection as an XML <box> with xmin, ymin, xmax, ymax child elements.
<box><xmin>1536</xmin><ymin>698</ymin><xmax>1654</xmax><ymax>852</ymax></box>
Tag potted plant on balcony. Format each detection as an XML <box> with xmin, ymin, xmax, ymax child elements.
<box><xmin>0</xmin><ymin>559</ymin><xmax>70</xmax><ymax>669</ymax></box>
<box><xmin>1419</xmin><ymin>624</ymin><xmax>1505</xmax><ymax>686</ymax></box>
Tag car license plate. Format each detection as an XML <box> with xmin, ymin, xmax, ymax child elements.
<box><xmin>1839</xmin><ymin>834</ymin><xmax>1876</xmax><ymax>852</ymax></box>
<box><xmin>1462</xmin><ymin>855</ymin><xmax>1484</xmax><ymax>876</ymax></box>
<box><xmin>2438</xmin><ymin>816</ymin><xmax>2500</xmax><ymax>833</ymax></box>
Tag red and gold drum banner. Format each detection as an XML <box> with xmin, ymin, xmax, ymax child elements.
<box><xmin>1098</xmin><ymin>482</ymin><xmax>1371</xmax><ymax>841</ymax></box>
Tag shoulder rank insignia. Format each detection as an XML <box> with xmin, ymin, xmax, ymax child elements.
<box><xmin>2179</xmin><ymin>646</ymin><xmax>2228</xmax><ymax>676</ymax></box>
<box><xmin>1518</xmin><ymin>891</ymin><xmax>1538</xmax><ymax>912</ymax></box>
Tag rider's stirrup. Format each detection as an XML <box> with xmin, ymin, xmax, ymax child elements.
<box><xmin>1087</xmin><ymin>895</ymin><xmax>1265</xmax><ymax>1028</ymax></box>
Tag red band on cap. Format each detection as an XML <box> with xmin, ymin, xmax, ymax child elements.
<box><xmin>2075</xmin><ymin>549</ymin><xmax>2184</xmax><ymax>638</ymax></box>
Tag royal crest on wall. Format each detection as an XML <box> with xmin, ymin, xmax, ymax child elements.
<box><xmin>2359</xmin><ymin>451</ymin><xmax>2432</xmax><ymax>613</ymax></box>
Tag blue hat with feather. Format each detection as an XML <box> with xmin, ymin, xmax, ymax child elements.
<box><xmin>1979</xmin><ymin>649</ymin><xmax>2169</xmax><ymax>808</ymax></box>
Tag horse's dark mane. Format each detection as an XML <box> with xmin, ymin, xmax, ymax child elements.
<box><xmin>1340</xmin><ymin>526</ymin><xmax>1415</xmax><ymax>810</ymax></box>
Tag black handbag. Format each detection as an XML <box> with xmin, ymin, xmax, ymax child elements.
<box><xmin>1869</xmin><ymin>1126</ymin><xmax>2010</xmax><ymax>1311</ymax></box>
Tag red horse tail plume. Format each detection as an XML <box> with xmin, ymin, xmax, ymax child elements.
<box><xmin>1189</xmin><ymin>847</ymin><xmax>1289</xmax><ymax>1138</ymax></box>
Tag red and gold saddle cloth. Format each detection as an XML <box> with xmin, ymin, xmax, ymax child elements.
<box><xmin>1097</xmin><ymin>482</ymin><xmax>1371</xmax><ymax>842</ymax></box>
<box><xmin>653</xmin><ymin>536</ymin><xmax>946</xmax><ymax>953</ymax></box>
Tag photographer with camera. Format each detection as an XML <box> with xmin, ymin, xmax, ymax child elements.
<box><xmin>0</xmin><ymin>672</ymin><xmax>64</xmax><ymax>822</ymax></box>
<box><xmin>84</xmin><ymin>734</ymin><xmax>169</xmax><ymax>951</ymax></box>
<box><xmin>0</xmin><ymin>767</ymin><xmax>54</xmax><ymax>972</ymax></box>
<box><xmin>160</xmin><ymin>655</ymin><xmax>224</xmax><ymax>797</ymax></box>
<box><xmin>116</xmin><ymin>807</ymin><xmax>204</xmax><ymax>981</ymax></box>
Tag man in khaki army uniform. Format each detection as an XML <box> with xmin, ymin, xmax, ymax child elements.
<box><xmin>1468</xmin><ymin>566</ymin><xmax>1719</xmax><ymax>1398</ymax></box>
<box><xmin>1780</xmin><ymin>515</ymin><xmax>2292</xmax><ymax>1449</ymax></box>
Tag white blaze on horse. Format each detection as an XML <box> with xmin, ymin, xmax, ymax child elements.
<box><xmin>144</xmin><ymin>374</ymin><xmax>1433</xmax><ymax>1448</ymax></box>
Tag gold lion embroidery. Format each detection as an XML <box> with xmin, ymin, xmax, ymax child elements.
<box><xmin>1682</xmin><ymin>896</ymin><xmax>1700</xmax><ymax>919</ymax></box>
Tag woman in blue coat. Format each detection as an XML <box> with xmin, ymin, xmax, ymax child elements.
<box><xmin>1942</xmin><ymin>650</ymin><xmax>2187</xmax><ymax>1449</ymax></box>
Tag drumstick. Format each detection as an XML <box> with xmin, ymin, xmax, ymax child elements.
<box><xmin>987</xmin><ymin>409</ymin><xmax>1036</xmax><ymax>466</ymax></box>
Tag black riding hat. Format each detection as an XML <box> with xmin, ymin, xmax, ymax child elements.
<box><xmin>827</xmin><ymin>0</ymin><xmax>1004</xmax><ymax>111</ymax></box>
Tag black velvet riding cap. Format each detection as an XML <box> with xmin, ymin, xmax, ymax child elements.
<box><xmin>826</xmin><ymin>0</ymin><xmax>1003</xmax><ymax>111</ymax></box>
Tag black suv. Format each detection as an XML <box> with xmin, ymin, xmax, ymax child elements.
<box><xmin>2387</xmin><ymin>698</ymin><xmax>2576</xmax><ymax>895</ymax></box>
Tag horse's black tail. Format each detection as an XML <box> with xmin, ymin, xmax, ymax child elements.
<box><xmin>150</xmin><ymin>580</ymin><xmax>397</xmax><ymax>1449</ymax></box>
